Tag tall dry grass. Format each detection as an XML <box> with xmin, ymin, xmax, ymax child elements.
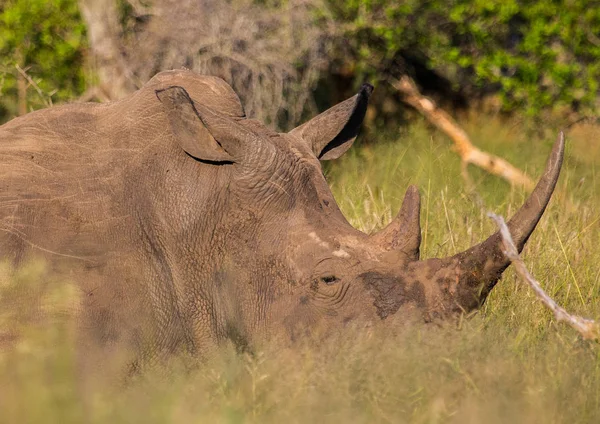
<box><xmin>1</xmin><ymin>116</ymin><xmax>599</xmax><ymax>423</ymax></box>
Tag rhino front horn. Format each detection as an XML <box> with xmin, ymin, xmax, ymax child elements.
<box><xmin>416</xmin><ymin>132</ymin><xmax>565</xmax><ymax>313</ymax></box>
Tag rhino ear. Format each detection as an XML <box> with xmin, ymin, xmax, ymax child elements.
<box><xmin>289</xmin><ymin>83</ymin><xmax>373</xmax><ymax>160</ymax></box>
<box><xmin>156</xmin><ymin>86</ymin><xmax>244</xmax><ymax>163</ymax></box>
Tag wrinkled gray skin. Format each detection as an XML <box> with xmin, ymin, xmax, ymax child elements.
<box><xmin>0</xmin><ymin>70</ymin><xmax>563</xmax><ymax>367</ymax></box>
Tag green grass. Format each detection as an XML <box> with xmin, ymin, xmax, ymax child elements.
<box><xmin>1</xmin><ymin>116</ymin><xmax>599</xmax><ymax>423</ymax></box>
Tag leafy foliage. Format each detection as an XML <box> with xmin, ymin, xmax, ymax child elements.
<box><xmin>0</xmin><ymin>0</ymin><xmax>87</xmax><ymax>122</ymax></box>
<box><xmin>0</xmin><ymin>0</ymin><xmax>599</xmax><ymax>122</ymax></box>
<box><xmin>325</xmin><ymin>0</ymin><xmax>600</xmax><ymax>115</ymax></box>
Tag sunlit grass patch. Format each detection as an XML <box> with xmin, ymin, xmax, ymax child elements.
<box><xmin>44</xmin><ymin>322</ymin><xmax>600</xmax><ymax>424</ymax></box>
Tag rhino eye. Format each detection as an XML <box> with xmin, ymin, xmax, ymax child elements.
<box><xmin>320</xmin><ymin>275</ymin><xmax>339</xmax><ymax>285</ymax></box>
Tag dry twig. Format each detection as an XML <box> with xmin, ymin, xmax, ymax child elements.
<box><xmin>15</xmin><ymin>64</ymin><xmax>53</xmax><ymax>109</ymax></box>
<box><xmin>489</xmin><ymin>212</ymin><xmax>600</xmax><ymax>341</ymax></box>
<box><xmin>390</xmin><ymin>75</ymin><xmax>535</xmax><ymax>190</ymax></box>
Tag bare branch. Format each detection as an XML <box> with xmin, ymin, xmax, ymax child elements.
<box><xmin>15</xmin><ymin>64</ymin><xmax>53</xmax><ymax>110</ymax></box>
<box><xmin>390</xmin><ymin>75</ymin><xmax>535</xmax><ymax>190</ymax></box>
<box><xmin>489</xmin><ymin>212</ymin><xmax>600</xmax><ymax>341</ymax></box>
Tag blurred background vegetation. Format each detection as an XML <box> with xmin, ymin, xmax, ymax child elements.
<box><xmin>0</xmin><ymin>0</ymin><xmax>87</xmax><ymax>117</ymax></box>
<box><xmin>1</xmin><ymin>0</ymin><xmax>599</xmax><ymax>127</ymax></box>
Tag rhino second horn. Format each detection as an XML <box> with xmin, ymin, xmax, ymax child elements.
<box><xmin>372</xmin><ymin>185</ymin><xmax>421</xmax><ymax>260</ymax></box>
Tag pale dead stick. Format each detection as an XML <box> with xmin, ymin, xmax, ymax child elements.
<box><xmin>15</xmin><ymin>64</ymin><xmax>53</xmax><ymax>107</ymax></box>
<box><xmin>489</xmin><ymin>212</ymin><xmax>600</xmax><ymax>341</ymax></box>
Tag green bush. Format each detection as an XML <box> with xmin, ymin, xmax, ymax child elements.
<box><xmin>325</xmin><ymin>0</ymin><xmax>600</xmax><ymax>115</ymax></box>
<box><xmin>0</xmin><ymin>0</ymin><xmax>87</xmax><ymax>122</ymax></box>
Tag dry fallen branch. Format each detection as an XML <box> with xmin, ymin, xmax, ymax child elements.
<box><xmin>489</xmin><ymin>212</ymin><xmax>600</xmax><ymax>341</ymax></box>
<box><xmin>390</xmin><ymin>75</ymin><xmax>535</xmax><ymax>191</ymax></box>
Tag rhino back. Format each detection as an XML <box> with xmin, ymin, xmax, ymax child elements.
<box><xmin>0</xmin><ymin>70</ymin><xmax>243</xmax><ymax>266</ymax></box>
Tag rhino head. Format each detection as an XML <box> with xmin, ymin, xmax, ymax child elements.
<box><xmin>153</xmin><ymin>80</ymin><xmax>562</xmax><ymax>343</ymax></box>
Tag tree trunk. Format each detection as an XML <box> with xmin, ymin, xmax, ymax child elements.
<box><xmin>78</xmin><ymin>0</ymin><xmax>136</xmax><ymax>100</ymax></box>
